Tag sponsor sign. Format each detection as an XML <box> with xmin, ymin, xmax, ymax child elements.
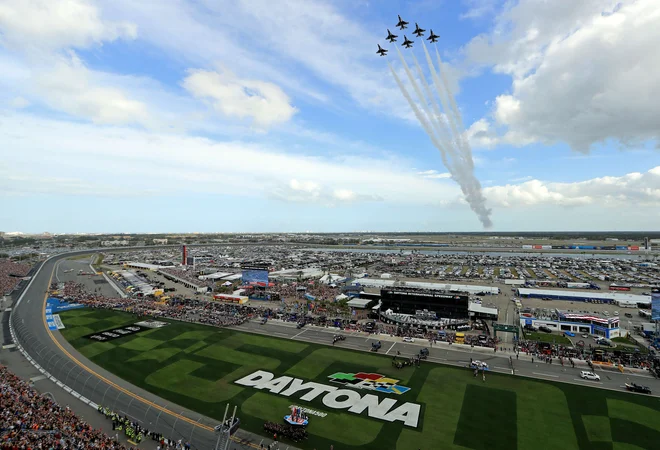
<box><xmin>328</xmin><ymin>372</ymin><xmax>411</xmax><ymax>395</ymax></box>
<box><xmin>288</xmin><ymin>405</ymin><xmax>327</xmax><ymax>418</ymax></box>
<box><xmin>652</xmin><ymin>292</ymin><xmax>660</xmax><ymax>321</ymax></box>
<box><xmin>53</xmin><ymin>315</ymin><xmax>65</xmax><ymax>330</ymax></box>
<box><xmin>235</xmin><ymin>370</ymin><xmax>421</xmax><ymax>427</ymax></box>
<box><xmin>84</xmin><ymin>324</ymin><xmax>148</xmax><ymax>342</ymax></box>
<box><xmin>135</xmin><ymin>320</ymin><xmax>169</xmax><ymax>329</ymax></box>
<box><xmin>46</xmin><ymin>297</ymin><xmax>85</xmax><ymax>313</ymax></box>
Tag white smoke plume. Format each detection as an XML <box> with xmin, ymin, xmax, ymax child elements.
<box><xmin>388</xmin><ymin>37</ymin><xmax>492</xmax><ymax>228</ymax></box>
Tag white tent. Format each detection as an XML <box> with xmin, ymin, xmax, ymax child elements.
<box><xmin>335</xmin><ymin>293</ymin><xmax>349</xmax><ymax>302</ymax></box>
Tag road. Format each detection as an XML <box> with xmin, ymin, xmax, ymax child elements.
<box><xmin>8</xmin><ymin>254</ymin><xmax>243</xmax><ymax>450</ymax></box>
<box><xmin>7</xmin><ymin>251</ymin><xmax>660</xmax><ymax>450</ymax></box>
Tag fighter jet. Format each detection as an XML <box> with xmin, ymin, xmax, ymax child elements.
<box><xmin>413</xmin><ymin>23</ymin><xmax>425</xmax><ymax>37</ymax></box>
<box><xmin>386</xmin><ymin>29</ymin><xmax>398</xmax><ymax>43</ymax></box>
<box><xmin>427</xmin><ymin>30</ymin><xmax>440</xmax><ymax>43</ymax></box>
<box><xmin>402</xmin><ymin>36</ymin><xmax>414</xmax><ymax>48</ymax></box>
<box><xmin>396</xmin><ymin>15</ymin><xmax>408</xmax><ymax>30</ymax></box>
<box><xmin>376</xmin><ymin>44</ymin><xmax>388</xmax><ymax>57</ymax></box>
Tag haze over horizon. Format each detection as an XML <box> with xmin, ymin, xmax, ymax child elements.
<box><xmin>1</xmin><ymin>0</ymin><xmax>659</xmax><ymax>233</ymax></box>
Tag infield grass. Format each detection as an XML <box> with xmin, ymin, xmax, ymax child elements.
<box><xmin>59</xmin><ymin>308</ymin><xmax>660</xmax><ymax>450</ymax></box>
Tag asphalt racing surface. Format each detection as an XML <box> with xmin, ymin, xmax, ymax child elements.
<box><xmin>10</xmin><ymin>255</ymin><xmax>236</xmax><ymax>450</ymax></box>
<box><xmin>236</xmin><ymin>320</ymin><xmax>660</xmax><ymax>395</ymax></box>
<box><xmin>9</xmin><ymin>252</ymin><xmax>660</xmax><ymax>450</ymax></box>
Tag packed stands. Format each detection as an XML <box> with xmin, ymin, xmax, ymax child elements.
<box><xmin>0</xmin><ymin>365</ymin><xmax>135</xmax><ymax>450</ymax></box>
<box><xmin>0</xmin><ymin>260</ymin><xmax>32</xmax><ymax>295</ymax></box>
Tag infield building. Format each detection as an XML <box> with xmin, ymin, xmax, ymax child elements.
<box><xmin>380</xmin><ymin>287</ymin><xmax>469</xmax><ymax>319</ymax></box>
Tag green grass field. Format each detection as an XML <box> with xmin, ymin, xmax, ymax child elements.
<box><xmin>59</xmin><ymin>309</ymin><xmax>660</xmax><ymax>450</ymax></box>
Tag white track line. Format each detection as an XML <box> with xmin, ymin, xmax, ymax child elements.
<box><xmin>385</xmin><ymin>342</ymin><xmax>396</xmax><ymax>355</ymax></box>
<box><xmin>290</xmin><ymin>329</ymin><xmax>307</xmax><ymax>340</ymax></box>
<box><xmin>532</xmin><ymin>372</ymin><xmax>559</xmax><ymax>378</ymax></box>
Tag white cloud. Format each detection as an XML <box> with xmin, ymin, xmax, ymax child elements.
<box><xmin>460</xmin><ymin>0</ymin><xmax>498</xmax><ymax>20</ymax></box>
<box><xmin>182</xmin><ymin>69</ymin><xmax>297</xmax><ymax>128</ymax></box>
<box><xmin>466</xmin><ymin>0</ymin><xmax>660</xmax><ymax>151</ymax></box>
<box><xmin>9</xmin><ymin>97</ymin><xmax>30</xmax><ymax>109</ymax></box>
<box><xmin>417</xmin><ymin>170</ymin><xmax>452</xmax><ymax>179</ymax></box>
<box><xmin>0</xmin><ymin>0</ymin><xmax>136</xmax><ymax>51</ymax></box>
<box><xmin>0</xmin><ymin>113</ymin><xmax>461</xmax><ymax>207</ymax></box>
<box><xmin>33</xmin><ymin>54</ymin><xmax>151</xmax><ymax>125</ymax></box>
<box><xmin>484</xmin><ymin>166</ymin><xmax>660</xmax><ymax>208</ymax></box>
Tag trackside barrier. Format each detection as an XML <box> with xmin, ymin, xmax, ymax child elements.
<box><xmin>8</xmin><ymin>254</ymin><xmax>218</xmax><ymax>450</ymax></box>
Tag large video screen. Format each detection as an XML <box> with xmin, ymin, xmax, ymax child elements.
<box><xmin>242</xmin><ymin>269</ymin><xmax>269</xmax><ymax>285</ymax></box>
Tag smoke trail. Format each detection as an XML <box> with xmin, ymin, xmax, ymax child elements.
<box><xmin>434</xmin><ymin>45</ymin><xmax>474</xmax><ymax>168</ymax></box>
<box><xmin>409</xmin><ymin>50</ymin><xmax>458</xmax><ymax>162</ymax></box>
<box><xmin>387</xmin><ymin>61</ymin><xmax>454</xmax><ymax>173</ymax></box>
<box><xmin>421</xmin><ymin>40</ymin><xmax>467</xmax><ymax>167</ymax></box>
<box><xmin>394</xmin><ymin>47</ymin><xmax>444</xmax><ymax>148</ymax></box>
<box><xmin>391</xmin><ymin>44</ymin><xmax>492</xmax><ymax>228</ymax></box>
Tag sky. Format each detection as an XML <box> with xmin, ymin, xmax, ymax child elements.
<box><xmin>1</xmin><ymin>0</ymin><xmax>659</xmax><ymax>233</ymax></box>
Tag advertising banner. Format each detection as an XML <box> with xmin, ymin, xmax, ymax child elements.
<box><xmin>652</xmin><ymin>292</ymin><xmax>660</xmax><ymax>321</ymax></box>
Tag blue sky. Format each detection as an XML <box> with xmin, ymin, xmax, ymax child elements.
<box><xmin>1</xmin><ymin>0</ymin><xmax>659</xmax><ymax>233</ymax></box>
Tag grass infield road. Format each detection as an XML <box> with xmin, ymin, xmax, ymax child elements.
<box><xmin>60</xmin><ymin>308</ymin><xmax>660</xmax><ymax>450</ymax></box>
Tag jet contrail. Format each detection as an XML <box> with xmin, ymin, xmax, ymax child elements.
<box><xmin>434</xmin><ymin>44</ymin><xmax>474</xmax><ymax>168</ymax></box>
<box><xmin>388</xmin><ymin>41</ymin><xmax>492</xmax><ymax>228</ymax></box>
<box><xmin>409</xmin><ymin>50</ymin><xmax>458</xmax><ymax>161</ymax></box>
<box><xmin>387</xmin><ymin>61</ymin><xmax>454</xmax><ymax>173</ymax></box>
<box><xmin>394</xmin><ymin>46</ymin><xmax>444</xmax><ymax>148</ymax></box>
<box><xmin>421</xmin><ymin>40</ymin><xmax>467</xmax><ymax>167</ymax></box>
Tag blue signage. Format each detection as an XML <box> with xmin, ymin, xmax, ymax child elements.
<box><xmin>45</xmin><ymin>297</ymin><xmax>85</xmax><ymax>330</ymax></box>
<box><xmin>652</xmin><ymin>293</ymin><xmax>660</xmax><ymax>321</ymax></box>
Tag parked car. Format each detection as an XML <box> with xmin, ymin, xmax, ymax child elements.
<box><xmin>580</xmin><ymin>371</ymin><xmax>600</xmax><ymax>381</ymax></box>
<box><xmin>539</xmin><ymin>326</ymin><xmax>553</xmax><ymax>333</ymax></box>
<box><xmin>624</xmin><ymin>313</ymin><xmax>633</xmax><ymax>318</ymax></box>
<box><xmin>564</xmin><ymin>331</ymin><xmax>575</xmax><ymax>337</ymax></box>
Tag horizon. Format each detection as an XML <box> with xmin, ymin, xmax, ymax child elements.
<box><xmin>1</xmin><ymin>0</ymin><xmax>659</xmax><ymax>232</ymax></box>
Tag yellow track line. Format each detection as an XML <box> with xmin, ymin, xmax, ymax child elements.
<box><xmin>41</xmin><ymin>266</ymin><xmax>217</xmax><ymax>432</ymax></box>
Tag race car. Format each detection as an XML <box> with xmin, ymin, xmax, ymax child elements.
<box><xmin>402</xmin><ymin>337</ymin><xmax>414</xmax><ymax>343</ymax></box>
<box><xmin>468</xmin><ymin>360</ymin><xmax>489</xmax><ymax>371</ymax></box>
<box><xmin>624</xmin><ymin>382</ymin><xmax>651</xmax><ymax>394</ymax></box>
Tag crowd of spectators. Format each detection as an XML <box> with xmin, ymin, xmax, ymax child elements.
<box><xmin>56</xmin><ymin>282</ymin><xmax>261</xmax><ymax>328</ymax></box>
<box><xmin>268</xmin><ymin>282</ymin><xmax>339</xmax><ymax>303</ymax></box>
<box><xmin>0</xmin><ymin>259</ymin><xmax>32</xmax><ymax>296</ymax></box>
<box><xmin>0</xmin><ymin>365</ymin><xmax>134</xmax><ymax>450</ymax></box>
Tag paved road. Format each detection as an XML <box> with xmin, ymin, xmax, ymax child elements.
<box><xmin>9</xmin><ymin>254</ymin><xmax>259</xmax><ymax>450</ymax></box>
<box><xmin>8</xmin><ymin>251</ymin><xmax>660</xmax><ymax>450</ymax></box>
<box><xmin>236</xmin><ymin>320</ymin><xmax>660</xmax><ymax>396</ymax></box>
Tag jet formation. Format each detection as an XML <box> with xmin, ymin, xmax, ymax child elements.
<box><xmin>379</xmin><ymin>16</ymin><xmax>438</xmax><ymax>53</ymax></box>
<box><xmin>376</xmin><ymin>15</ymin><xmax>493</xmax><ymax>228</ymax></box>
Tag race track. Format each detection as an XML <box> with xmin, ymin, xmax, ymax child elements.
<box><xmin>9</xmin><ymin>251</ymin><xmax>660</xmax><ymax>450</ymax></box>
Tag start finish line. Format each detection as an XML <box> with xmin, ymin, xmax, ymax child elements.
<box><xmin>235</xmin><ymin>370</ymin><xmax>421</xmax><ymax>427</ymax></box>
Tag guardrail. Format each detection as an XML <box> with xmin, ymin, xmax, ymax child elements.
<box><xmin>8</xmin><ymin>254</ymin><xmax>215</xmax><ymax>450</ymax></box>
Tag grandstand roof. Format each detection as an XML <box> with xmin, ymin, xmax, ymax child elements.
<box><xmin>198</xmin><ymin>272</ymin><xmax>232</xmax><ymax>280</ymax></box>
<box><xmin>468</xmin><ymin>302</ymin><xmax>498</xmax><ymax>316</ymax></box>
<box><xmin>222</xmin><ymin>273</ymin><xmax>243</xmax><ymax>281</ymax></box>
<box><xmin>351</xmin><ymin>279</ymin><xmax>500</xmax><ymax>294</ymax></box>
<box><xmin>516</xmin><ymin>287</ymin><xmax>651</xmax><ymax>305</ymax></box>
<box><xmin>347</xmin><ymin>298</ymin><xmax>372</xmax><ymax>308</ymax></box>
<box><xmin>123</xmin><ymin>262</ymin><xmax>164</xmax><ymax>270</ymax></box>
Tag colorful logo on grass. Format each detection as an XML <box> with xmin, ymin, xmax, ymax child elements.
<box><xmin>328</xmin><ymin>372</ymin><xmax>410</xmax><ymax>395</ymax></box>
